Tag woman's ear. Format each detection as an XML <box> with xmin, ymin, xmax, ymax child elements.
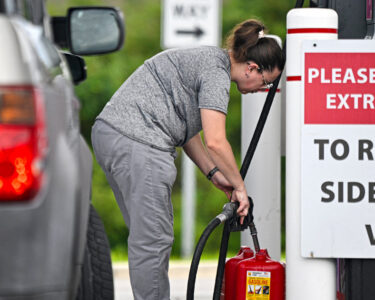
<box><xmin>247</xmin><ymin>61</ymin><xmax>259</xmax><ymax>72</ymax></box>
<box><xmin>244</xmin><ymin>63</ymin><xmax>251</xmax><ymax>78</ymax></box>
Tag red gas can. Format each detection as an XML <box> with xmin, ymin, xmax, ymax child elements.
<box><xmin>235</xmin><ymin>249</ymin><xmax>285</xmax><ymax>300</ymax></box>
<box><xmin>222</xmin><ymin>246</ymin><xmax>255</xmax><ymax>299</ymax></box>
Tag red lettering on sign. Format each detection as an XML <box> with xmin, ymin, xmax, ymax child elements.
<box><xmin>304</xmin><ymin>53</ymin><xmax>375</xmax><ymax>124</ymax></box>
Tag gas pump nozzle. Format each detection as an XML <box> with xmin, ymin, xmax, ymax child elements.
<box><xmin>216</xmin><ymin>196</ymin><xmax>261</xmax><ymax>252</ymax></box>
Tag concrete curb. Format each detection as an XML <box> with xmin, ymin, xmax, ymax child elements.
<box><xmin>113</xmin><ymin>261</ymin><xmax>218</xmax><ymax>300</ymax></box>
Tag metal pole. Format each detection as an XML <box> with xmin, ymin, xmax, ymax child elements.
<box><xmin>181</xmin><ymin>153</ymin><xmax>196</xmax><ymax>258</ymax></box>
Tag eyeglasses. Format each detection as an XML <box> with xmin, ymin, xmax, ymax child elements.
<box><xmin>257</xmin><ymin>68</ymin><xmax>274</xmax><ymax>89</ymax></box>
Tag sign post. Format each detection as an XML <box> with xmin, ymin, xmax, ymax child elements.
<box><xmin>301</xmin><ymin>40</ymin><xmax>375</xmax><ymax>258</ymax></box>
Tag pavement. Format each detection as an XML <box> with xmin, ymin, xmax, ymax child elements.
<box><xmin>113</xmin><ymin>260</ymin><xmax>218</xmax><ymax>300</ymax></box>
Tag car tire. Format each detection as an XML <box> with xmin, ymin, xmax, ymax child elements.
<box><xmin>76</xmin><ymin>204</ymin><xmax>114</xmax><ymax>300</ymax></box>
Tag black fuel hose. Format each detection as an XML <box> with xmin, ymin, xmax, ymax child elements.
<box><xmin>212</xmin><ymin>220</ymin><xmax>230</xmax><ymax>300</ymax></box>
<box><xmin>186</xmin><ymin>203</ymin><xmax>237</xmax><ymax>300</ymax></box>
<box><xmin>186</xmin><ymin>218</ymin><xmax>220</xmax><ymax>300</ymax></box>
<box><xmin>295</xmin><ymin>0</ymin><xmax>305</xmax><ymax>8</ymax></box>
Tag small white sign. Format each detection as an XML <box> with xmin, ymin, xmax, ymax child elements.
<box><xmin>162</xmin><ymin>0</ymin><xmax>221</xmax><ymax>49</ymax></box>
<box><xmin>301</xmin><ymin>40</ymin><xmax>375</xmax><ymax>258</ymax></box>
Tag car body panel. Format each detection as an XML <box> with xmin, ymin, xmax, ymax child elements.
<box><xmin>0</xmin><ymin>7</ymin><xmax>90</xmax><ymax>300</ymax></box>
<box><xmin>0</xmin><ymin>1</ymin><xmax>124</xmax><ymax>298</ymax></box>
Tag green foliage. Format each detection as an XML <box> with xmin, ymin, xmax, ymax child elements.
<box><xmin>47</xmin><ymin>0</ymin><xmax>293</xmax><ymax>259</ymax></box>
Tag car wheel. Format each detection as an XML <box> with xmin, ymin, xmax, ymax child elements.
<box><xmin>76</xmin><ymin>204</ymin><xmax>114</xmax><ymax>300</ymax></box>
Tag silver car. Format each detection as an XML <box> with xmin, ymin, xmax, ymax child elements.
<box><xmin>0</xmin><ymin>1</ymin><xmax>124</xmax><ymax>299</ymax></box>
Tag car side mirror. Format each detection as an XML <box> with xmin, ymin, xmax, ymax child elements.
<box><xmin>68</xmin><ymin>7</ymin><xmax>125</xmax><ymax>55</ymax></box>
<box><xmin>62</xmin><ymin>52</ymin><xmax>87</xmax><ymax>85</ymax></box>
<box><xmin>51</xmin><ymin>7</ymin><xmax>125</xmax><ymax>56</ymax></box>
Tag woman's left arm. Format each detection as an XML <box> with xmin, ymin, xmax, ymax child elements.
<box><xmin>182</xmin><ymin>134</ymin><xmax>214</xmax><ymax>176</ymax></box>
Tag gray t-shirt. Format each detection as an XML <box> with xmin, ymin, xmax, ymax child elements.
<box><xmin>97</xmin><ymin>46</ymin><xmax>231</xmax><ymax>152</ymax></box>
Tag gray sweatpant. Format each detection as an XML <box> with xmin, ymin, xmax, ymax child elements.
<box><xmin>92</xmin><ymin>120</ymin><xmax>177</xmax><ymax>300</ymax></box>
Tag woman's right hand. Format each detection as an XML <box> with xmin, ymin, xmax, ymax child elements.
<box><xmin>231</xmin><ymin>187</ymin><xmax>250</xmax><ymax>224</ymax></box>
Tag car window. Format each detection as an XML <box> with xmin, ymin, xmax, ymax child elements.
<box><xmin>1</xmin><ymin>0</ymin><xmax>43</xmax><ymax>24</ymax></box>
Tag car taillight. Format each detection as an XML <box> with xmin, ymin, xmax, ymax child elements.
<box><xmin>0</xmin><ymin>86</ymin><xmax>47</xmax><ymax>201</ymax></box>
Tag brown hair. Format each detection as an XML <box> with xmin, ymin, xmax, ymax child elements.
<box><xmin>225</xmin><ymin>19</ymin><xmax>285</xmax><ymax>72</ymax></box>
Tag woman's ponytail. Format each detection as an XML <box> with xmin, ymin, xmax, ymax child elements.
<box><xmin>225</xmin><ymin>19</ymin><xmax>265</xmax><ymax>63</ymax></box>
<box><xmin>226</xmin><ymin>19</ymin><xmax>285</xmax><ymax>72</ymax></box>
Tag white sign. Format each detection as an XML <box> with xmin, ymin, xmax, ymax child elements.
<box><xmin>162</xmin><ymin>0</ymin><xmax>221</xmax><ymax>49</ymax></box>
<box><xmin>301</xmin><ymin>40</ymin><xmax>375</xmax><ymax>258</ymax></box>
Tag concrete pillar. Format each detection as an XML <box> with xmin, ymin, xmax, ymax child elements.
<box><xmin>285</xmin><ymin>8</ymin><xmax>337</xmax><ymax>300</ymax></box>
<box><xmin>241</xmin><ymin>35</ymin><xmax>282</xmax><ymax>260</ymax></box>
